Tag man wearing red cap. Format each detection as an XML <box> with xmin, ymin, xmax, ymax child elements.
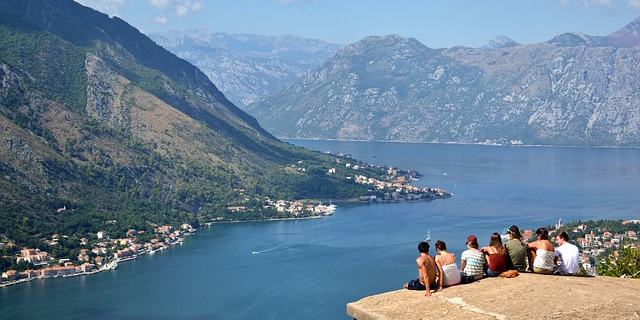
<box><xmin>461</xmin><ymin>235</ymin><xmax>485</xmax><ymax>280</ymax></box>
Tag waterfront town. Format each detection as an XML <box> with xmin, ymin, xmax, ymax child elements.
<box><xmin>330</xmin><ymin>158</ymin><xmax>452</xmax><ymax>202</ymax></box>
<box><xmin>1</xmin><ymin>223</ymin><xmax>196</xmax><ymax>286</ymax></box>
<box><xmin>1</xmin><ymin>161</ymin><xmax>447</xmax><ymax>287</ymax></box>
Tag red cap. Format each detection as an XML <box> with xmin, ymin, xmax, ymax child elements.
<box><xmin>466</xmin><ymin>235</ymin><xmax>477</xmax><ymax>243</ymax></box>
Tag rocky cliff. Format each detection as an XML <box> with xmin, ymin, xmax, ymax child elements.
<box><xmin>248</xmin><ymin>19</ymin><xmax>640</xmax><ymax>147</ymax></box>
<box><xmin>347</xmin><ymin>273</ymin><xmax>640</xmax><ymax>320</ymax></box>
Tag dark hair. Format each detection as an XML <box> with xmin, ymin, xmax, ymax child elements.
<box><xmin>536</xmin><ymin>228</ymin><xmax>550</xmax><ymax>240</ymax></box>
<box><xmin>557</xmin><ymin>231</ymin><xmax>569</xmax><ymax>242</ymax></box>
<box><xmin>489</xmin><ymin>232</ymin><xmax>507</xmax><ymax>255</ymax></box>
<box><xmin>435</xmin><ymin>240</ymin><xmax>446</xmax><ymax>251</ymax></box>
<box><xmin>508</xmin><ymin>225</ymin><xmax>523</xmax><ymax>240</ymax></box>
<box><xmin>418</xmin><ymin>241</ymin><xmax>430</xmax><ymax>254</ymax></box>
<box><xmin>467</xmin><ymin>239</ymin><xmax>479</xmax><ymax>249</ymax></box>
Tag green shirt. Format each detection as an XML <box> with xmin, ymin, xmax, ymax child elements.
<box><xmin>505</xmin><ymin>239</ymin><xmax>527</xmax><ymax>271</ymax></box>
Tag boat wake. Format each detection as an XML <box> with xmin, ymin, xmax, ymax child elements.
<box><xmin>251</xmin><ymin>235</ymin><xmax>356</xmax><ymax>256</ymax></box>
<box><xmin>251</xmin><ymin>246</ymin><xmax>283</xmax><ymax>255</ymax></box>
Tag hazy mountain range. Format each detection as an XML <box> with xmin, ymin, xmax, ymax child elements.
<box><xmin>149</xmin><ymin>30</ymin><xmax>342</xmax><ymax>107</ymax></box>
<box><xmin>247</xmin><ymin>18</ymin><xmax>640</xmax><ymax>147</ymax></box>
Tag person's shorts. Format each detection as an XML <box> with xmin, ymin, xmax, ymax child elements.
<box><xmin>533</xmin><ymin>267</ymin><xmax>553</xmax><ymax>274</ymax></box>
<box><xmin>406</xmin><ymin>278</ymin><xmax>426</xmax><ymax>290</ymax></box>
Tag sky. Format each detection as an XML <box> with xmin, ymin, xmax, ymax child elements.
<box><xmin>74</xmin><ymin>0</ymin><xmax>640</xmax><ymax>47</ymax></box>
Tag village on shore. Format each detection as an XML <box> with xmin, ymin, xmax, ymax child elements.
<box><xmin>1</xmin><ymin>160</ymin><xmax>451</xmax><ymax>287</ymax></box>
<box><xmin>223</xmin><ymin>159</ymin><xmax>452</xmax><ymax>219</ymax></box>
<box><xmin>1</xmin><ymin>223</ymin><xmax>195</xmax><ymax>287</ymax></box>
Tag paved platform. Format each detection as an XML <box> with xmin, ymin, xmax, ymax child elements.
<box><xmin>347</xmin><ymin>273</ymin><xmax>640</xmax><ymax>320</ymax></box>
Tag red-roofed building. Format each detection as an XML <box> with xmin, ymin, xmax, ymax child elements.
<box><xmin>19</xmin><ymin>270</ymin><xmax>39</xmax><ymax>279</ymax></box>
<box><xmin>2</xmin><ymin>270</ymin><xmax>18</xmax><ymax>281</ymax></box>
<box><xmin>585</xmin><ymin>233</ymin><xmax>595</xmax><ymax>242</ymax></box>
<box><xmin>79</xmin><ymin>263</ymin><xmax>95</xmax><ymax>273</ymax></box>
<box><xmin>42</xmin><ymin>266</ymin><xmax>76</xmax><ymax>277</ymax></box>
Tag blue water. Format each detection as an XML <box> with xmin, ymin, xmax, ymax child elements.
<box><xmin>2</xmin><ymin>141</ymin><xmax>639</xmax><ymax>320</ymax></box>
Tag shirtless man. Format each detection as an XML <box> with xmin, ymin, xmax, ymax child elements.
<box><xmin>404</xmin><ymin>242</ymin><xmax>438</xmax><ymax>297</ymax></box>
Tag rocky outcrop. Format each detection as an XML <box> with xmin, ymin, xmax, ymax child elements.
<box><xmin>248</xmin><ymin>19</ymin><xmax>640</xmax><ymax>147</ymax></box>
<box><xmin>347</xmin><ymin>273</ymin><xmax>640</xmax><ymax>320</ymax></box>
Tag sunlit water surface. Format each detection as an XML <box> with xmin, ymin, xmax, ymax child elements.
<box><xmin>2</xmin><ymin>141</ymin><xmax>639</xmax><ymax>320</ymax></box>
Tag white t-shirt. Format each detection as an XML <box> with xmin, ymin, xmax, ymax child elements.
<box><xmin>555</xmin><ymin>243</ymin><xmax>580</xmax><ymax>274</ymax></box>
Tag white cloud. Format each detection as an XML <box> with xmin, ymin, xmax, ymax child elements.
<box><xmin>579</xmin><ymin>0</ymin><xmax>613</xmax><ymax>9</ymax></box>
<box><xmin>280</xmin><ymin>0</ymin><xmax>317</xmax><ymax>4</ymax></box>
<box><xmin>175</xmin><ymin>4</ymin><xmax>189</xmax><ymax>17</ymax></box>
<box><xmin>146</xmin><ymin>0</ymin><xmax>205</xmax><ymax>17</ymax></box>
<box><xmin>558</xmin><ymin>0</ymin><xmax>621</xmax><ymax>10</ymax></box>
<box><xmin>74</xmin><ymin>0</ymin><xmax>126</xmax><ymax>17</ymax></box>
<box><xmin>629</xmin><ymin>0</ymin><xmax>640</xmax><ymax>10</ymax></box>
<box><xmin>153</xmin><ymin>16</ymin><xmax>169</xmax><ymax>24</ymax></box>
<box><xmin>148</xmin><ymin>0</ymin><xmax>173</xmax><ymax>10</ymax></box>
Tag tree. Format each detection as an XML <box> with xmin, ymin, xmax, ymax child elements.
<box><xmin>597</xmin><ymin>246</ymin><xmax>640</xmax><ymax>278</ymax></box>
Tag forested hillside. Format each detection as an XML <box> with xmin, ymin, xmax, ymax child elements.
<box><xmin>0</xmin><ymin>0</ymin><xmax>375</xmax><ymax>248</ymax></box>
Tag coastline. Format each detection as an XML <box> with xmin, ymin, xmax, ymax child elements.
<box><xmin>0</xmin><ymin>213</ymin><xmax>332</xmax><ymax>288</ymax></box>
<box><xmin>281</xmin><ymin>137</ymin><xmax>640</xmax><ymax>149</ymax></box>
<box><xmin>0</xmin><ymin>195</ymin><xmax>451</xmax><ymax>288</ymax></box>
<box><xmin>0</xmin><ymin>258</ymin><xmax>116</xmax><ymax>288</ymax></box>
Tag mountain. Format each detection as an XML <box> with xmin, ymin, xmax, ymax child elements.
<box><xmin>602</xmin><ymin>17</ymin><xmax>640</xmax><ymax>47</ymax></box>
<box><xmin>0</xmin><ymin>0</ymin><xmax>371</xmax><ymax>245</ymax></box>
<box><xmin>481</xmin><ymin>35</ymin><xmax>520</xmax><ymax>50</ymax></box>
<box><xmin>547</xmin><ymin>31</ymin><xmax>601</xmax><ymax>47</ymax></box>
<box><xmin>246</xmin><ymin>20</ymin><xmax>640</xmax><ymax>147</ymax></box>
<box><xmin>149</xmin><ymin>30</ymin><xmax>342</xmax><ymax>107</ymax></box>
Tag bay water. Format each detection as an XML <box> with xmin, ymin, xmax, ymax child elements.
<box><xmin>1</xmin><ymin>141</ymin><xmax>639</xmax><ymax>319</ymax></box>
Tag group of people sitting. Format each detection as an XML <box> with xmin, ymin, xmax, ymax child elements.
<box><xmin>404</xmin><ymin>225</ymin><xmax>580</xmax><ymax>297</ymax></box>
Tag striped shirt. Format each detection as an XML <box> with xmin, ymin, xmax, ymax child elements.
<box><xmin>461</xmin><ymin>249</ymin><xmax>485</xmax><ymax>279</ymax></box>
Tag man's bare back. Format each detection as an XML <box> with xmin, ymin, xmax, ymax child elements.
<box><xmin>417</xmin><ymin>254</ymin><xmax>437</xmax><ymax>288</ymax></box>
<box><xmin>405</xmin><ymin>242</ymin><xmax>437</xmax><ymax>296</ymax></box>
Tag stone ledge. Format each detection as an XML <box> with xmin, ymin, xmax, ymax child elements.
<box><xmin>346</xmin><ymin>273</ymin><xmax>640</xmax><ymax>320</ymax></box>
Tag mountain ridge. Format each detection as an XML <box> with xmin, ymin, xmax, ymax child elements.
<box><xmin>247</xmin><ymin>18</ymin><xmax>640</xmax><ymax>147</ymax></box>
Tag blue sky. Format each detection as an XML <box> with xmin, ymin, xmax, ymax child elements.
<box><xmin>75</xmin><ymin>0</ymin><xmax>640</xmax><ymax>47</ymax></box>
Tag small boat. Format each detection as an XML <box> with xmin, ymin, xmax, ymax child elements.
<box><xmin>328</xmin><ymin>199</ymin><xmax>337</xmax><ymax>212</ymax></box>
